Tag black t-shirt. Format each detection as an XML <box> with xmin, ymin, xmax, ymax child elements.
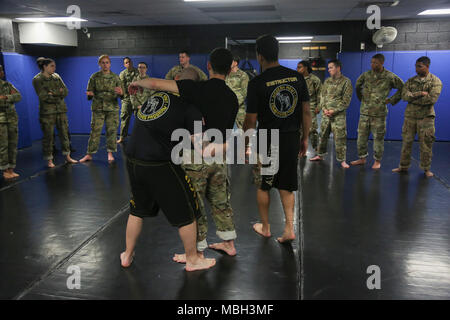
<box><xmin>126</xmin><ymin>91</ymin><xmax>202</xmax><ymax>161</ymax></box>
<box><xmin>176</xmin><ymin>78</ymin><xmax>239</xmax><ymax>138</ymax></box>
<box><xmin>247</xmin><ymin>65</ymin><xmax>309</xmax><ymax>132</ymax></box>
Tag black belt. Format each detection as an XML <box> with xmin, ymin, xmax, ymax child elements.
<box><xmin>0</xmin><ymin>107</ymin><xmax>7</xmax><ymax>112</ymax></box>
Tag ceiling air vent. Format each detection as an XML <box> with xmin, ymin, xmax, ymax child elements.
<box><xmin>199</xmin><ymin>5</ymin><xmax>276</xmax><ymax>13</ymax></box>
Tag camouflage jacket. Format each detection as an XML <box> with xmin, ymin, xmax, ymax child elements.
<box><xmin>130</xmin><ymin>74</ymin><xmax>154</xmax><ymax>109</ymax></box>
<box><xmin>225</xmin><ymin>68</ymin><xmax>249</xmax><ymax>107</ymax></box>
<box><xmin>0</xmin><ymin>79</ymin><xmax>21</xmax><ymax>123</ymax></box>
<box><xmin>356</xmin><ymin>68</ymin><xmax>404</xmax><ymax>117</ymax></box>
<box><xmin>402</xmin><ymin>73</ymin><xmax>442</xmax><ymax>119</ymax></box>
<box><xmin>32</xmin><ymin>72</ymin><xmax>68</xmax><ymax>115</ymax></box>
<box><xmin>165</xmin><ymin>64</ymin><xmax>208</xmax><ymax>81</ymax></box>
<box><xmin>319</xmin><ymin>75</ymin><xmax>353</xmax><ymax>116</ymax></box>
<box><xmin>119</xmin><ymin>67</ymin><xmax>139</xmax><ymax>100</ymax></box>
<box><xmin>304</xmin><ymin>73</ymin><xmax>322</xmax><ymax>109</ymax></box>
<box><xmin>87</xmin><ymin>71</ymin><xmax>123</xmax><ymax>112</ymax></box>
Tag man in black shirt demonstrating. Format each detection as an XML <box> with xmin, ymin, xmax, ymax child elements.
<box><xmin>121</xmin><ymin>68</ymin><xmax>218</xmax><ymax>272</ymax></box>
<box><xmin>129</xmin><ymin>48</ymin><xmax>239</xmax><ymax>261</ymax></box>
<box><xmin>244</xmin><ymin>34</ymin><xmax>311</xmax><ymax>243</ymax></box>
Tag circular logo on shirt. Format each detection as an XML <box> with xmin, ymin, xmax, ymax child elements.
<box><xmin>269</xmin><ymin>85</ymin><xmax>298</xmax><ymax>118</ymax></box>
<box><xmin>137</xmin><ymin>92</ymin><xmax>170</xmax><ymax>121</ymax></box>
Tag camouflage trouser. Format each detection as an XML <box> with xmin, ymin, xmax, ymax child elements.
<box><xmin>181</xmin><ymin>161</ymin><xmax>236</xmax><ymax>251</ymax></box>
<box><xmin>87</xmin><ymin>111</ymin><xmax>119</xmax><ymax>154</ymax></box>
<box><xmin>119</xmin><ymin>99</ymin><xmax>133</xmax><ymax>138</ymax></box>
<box><xmin>40</xmin><ymin>113</ymin><xmax>70</xmax><ymax>160</ymax></box>
<box><xmin>357</xmin><ymin>115</ymin><xmax>386</xmax><ymax>161</ymax></box>
<box><xmin>235</xmin><ymin>105</ymin><xmax>246</xmax><ymax>130</ymax></box>
<box><xmin>399</xmin><ymin>116</ymin><xmax>435</xmax><ymax>171</ymax></box>
<box><xmin>317</xmin><ymin>114</ymin><xmax>347</xmax><ymax>162</ymax></box>
<box><xmin>0</xmin><ymin>114</ymin><xmax>18</xmax><ymax>170</ymax></box>
<box><xmin>309</xmin><ymin>105</ymin><xmax>319</xmax><ymax>150</ymax></box>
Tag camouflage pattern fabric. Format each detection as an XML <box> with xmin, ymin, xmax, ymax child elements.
<box><xmin>119</xmin><ymin>68</ymin><xmax>139</xmax><ymax>138</ymax></box>
<box><xmin>39</xmin><ymin>113</ymin><xmax>71</xmax><ymax>160</ymax></box>
<box><xmin>87</xmin><ymin>111</ymin><xmax>119</xmax><ymax>154</ymax></box>
<box><xmin>130</xmin><ymin>74</ymin><xmax>154</xmax><ymax>112</ymax></box>
<box><xmin>32</xmin><ymin>73</ymin><xmax>68</xmax><ymax>115</ymax></box>
<box><xmin>165</xmin><ymin>64</ymin><xmax>208</xmax><ymax>81</ymax></box>
<box><xmin>226</xmin><ymin>68</ymin><xmax>249</xmax><ymax>129</ymax></box>
<box><xmin>356</xmin><ymin>115</ymin><xmax>386</xmax><ymax>160</ymax></box>
<box><xmin>304</xmin><ymin>73</ymin><xmax>322</xmax><ymax>149</ymax></box>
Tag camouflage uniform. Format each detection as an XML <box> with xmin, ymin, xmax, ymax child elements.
<box><xmin>119</xmin><ymin>67</ymin><xmax>139</xmax><ymax>139</ymax></box>
<box><xmin>165</xmin><ymin>64</ymin><xmax>208</xmax><ymax>81</ymax></box>
<box><xmin>86</xmin><ymin>71</ymin><xmax>123</xmax><ymax>154</ymax></box>
<box><xmin>0</xmin><ymin>79</ymin><xmax>21</xmax><ymax>170</ymax></box>
<box><xmin>355</xmin><ymin>68</ymin><xmax>404</xmax><ymax>161</ymax></box>
<box><xmin>130</xmin><ymin>74</ymin><xmax>154</xmax><ymax>113</ymax></box>
<box><xmin>32</xmin><ymin>73</ymin><xmax>71</xmax><ymax>160</ymax></box>
<box><xmin>317</xmin><ymin>75</ymin><xmax>353</xmax><ymax>162</ymax></box>
<box><xmin>304</xmin><ymin>73</ymin><xmax>322</xmax><ymax>149</ymax></box>
<box><xmin>182</xmin><ymin>152</ymin><xmax>235</xmax><ymax>251</ymax></box>
<box><xmin>399</xmin><ymin>73</ymin><xmax>442</xmax><ymax>171</ymax></box>
<box><xmin>225</xmin><ymin>68</ymin><xmax>249</xmax><ymax>129</ymax></box>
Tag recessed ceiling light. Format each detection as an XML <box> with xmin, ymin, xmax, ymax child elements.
<box><xmin>16</xmin><ymin>17</ymin><xmax>87</xmax><ymax>22</ymax></box>
<box><xmin>279</xmin><ymin>40</ymin><xmax>312</xmax><ymax>43</ymax></box>
<box><xmin>276</xmin><ymin>36</ymin><xmax>314</xmax><ymax>41</ymax></box>
<box><xmin>418</xmin><ymin>9</ymin><xmax>450</xmax><ymax>15</ymax></box>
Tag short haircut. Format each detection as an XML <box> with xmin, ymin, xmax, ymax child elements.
<box><xmin>179</xmin><ymin>50</ymin><xmax>190</xmax><ymax>57</ymax></box>
<box><xmin>0</xmin><ymin>64</ymin><xmax>3</xmax><ymax>70</ymax></box>
<box><xmin>98</xmin><ymin>54</ymin><xmax>111</xmax><ymax>64</ymax></box>
<box><xmin>138</xmin><ymin>62</ymin><xmax>148</xmax><ymax>68</ymax></box>
<box><xmin>233</xmin><ymin>55</ymin><xmax>241</xmax><ymax>64</ymax></box>
<box><xmin>209</xmin><ymin>47</ymin><xmax>233</xmax><ymax>76</ymax></box>
<box><xmin>256</xmin><ymin>34</ymin><xmax>279</xmax><ymax>62</ymax></box>
<box><xmin>328</xmin><ymin>59</ymin><xmax>342</xmax><ymax>70</ymax></box>
<box><xmin>177</xmin><ymin>67</ymin><xmax>200</xmax><ymax>81</ymax></box>
<box><xmin>372</xmin><ymin>53</ymin><xmax>385</xmax><ymax>63</ymax></box>
<box><xmin>416</xmin><ymin>56</ymin><xmax>431</xmax><ymax>66</ymax></box>
<box><xmin>36</xmin><ymin>57</ymin><xmax>55</xmax><ymax>71</ymax></box>
<box><xmin>298</xmin><ymin>60</ymin><xmax>312</xmax><ymax>73</ymax></box>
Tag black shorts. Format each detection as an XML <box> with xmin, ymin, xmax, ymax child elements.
<box><xmin>126</xmin><ymin>157</ymin><xmax>202</xmax><ymax>228</ymax></box>
<box><xmin>259</xmin><ymin>131</ymin><xmax>300</xmax><ymax>192</ymax></box>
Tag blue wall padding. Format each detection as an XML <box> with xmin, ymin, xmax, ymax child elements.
<box><xmin>2</xmin><ymin>51</ymin><xmax>449</xmax><ymax>147</ymax></box>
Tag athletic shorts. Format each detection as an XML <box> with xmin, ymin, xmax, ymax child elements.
<box><xmin>126</xmin><ymin>157</ymin><xmax>202</xmax><ymax>228</ymax></box>
<box><xmin>257</xmin><ymin>131</ymin><xmax>300</xmax><ymax>192</ymax></box>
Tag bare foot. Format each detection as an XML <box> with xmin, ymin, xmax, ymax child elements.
<box><xmin>208</xmin><ymin>241</ymin><xmax>237</xmax><ymax>256</ymax></box>
<box><xmin>185</xmin><ymin>257</ymin><xmax>216</xmax><ymax>272</ymax></box>
<box><xmin>253</xmin><ymin>223</ymin><xmax>271</xmax><ymax>238</ymax></box>
<box><xmin>65</xmin><ymin>155</ymin><xmax>78</xmax><ymax>164</ymax></box>
<box><xmin>120</xmin><ymin>251</ymin><xmax>135</xmax><ymax>268</ymax></box>
<box><xmin>277</xmin><ymin>231</ymin><xmax>296</xmax><ymax>243</ymax></box>
<box><xmin>173</xmin><ymin>252</ymin><xmax>204</xmax><ymax>264</ymax></box>
<box><xmin>310</xmin><ymin>155</ymin><xmax>323</xmax><ymax>161</ymax></box>
<box><xmin>341</xmin><ymin>161</ymin><xmax>350</xmax><ymax>169</ymax></box>
<box><xmin>392</xmin><ymin>167</ymin><xmax>407</xmax><ymax>173</ymax></box>
<box><xmin>10</xmin><ymin>170</ymin><xmax>20</xmax><ymax>178</ymax></box>
<box><xmin>47</xmin><ymin>160</ymin><xmax>55</xmax><ymax>168</ymax></box>
<box><xmin>116</xmin><ymin>139</ymin><xmax>123</xmax><ymax>144</ymax></box>
<box><xmin>425</xmin><ymin>170</ymin><xmax>434</xmax><ymax>177</ymax></box>
<box><xmin>79</xmin><ymin>154</ymin><xmax>92</xmax><ymax>163</ymax></box>
<box><xmin>350</xmin><ymin>158</ymin><xmax>366</xmax><ymax>166</ymax></box>
<box><xmin>108</xmin><ymin>152</ymin><xmax>115</xmax><ymax>162</ymax></box>
<box><xmin>372</xmin><ymin>160</ymin><xmax>381</xmax><ymax>170</ymax></box>
<box><xmin>3</xmin><ymin>171</ymin><xmax>14</xmax><ymax>180</ymax></box>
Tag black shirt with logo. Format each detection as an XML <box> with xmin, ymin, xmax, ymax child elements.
<box><xmin>247</xmin><ymin>65</ymin><xmax>309</xmax><ymax>132</ymax></box>
<box><xmin>126</xmin><ymin>91</ymin><xmax>202</xmax><ymax>161</ymax></box>
<box><xmin>176</xmin><ymin>79</ymin><xmax>239</xmax><ymax>138</ymax></box>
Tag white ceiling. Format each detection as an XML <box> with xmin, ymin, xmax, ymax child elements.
<box><xmin>1</xmin><ymin>0</ymin><xmax>450</xmax><ymax>27</ymax></box>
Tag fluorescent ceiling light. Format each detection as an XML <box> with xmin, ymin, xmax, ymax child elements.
<box><xmin>418</xmin><ymin>9</ymin><xmax>450</xmax><ymax>15</ymax></box>
<box><xmin>16</xmin><ymin>17</ymin><xmax>87</xmax><ymax>22</ymax></box>
<box><xmin>276</xmin><ymin>36</ymin><xmax>313</xmax><ymax>40</ymax></box>
<box><xmin>279</xmin><ymin>40</ymin><xmax>312</xmax><ymax>43</ymax></box>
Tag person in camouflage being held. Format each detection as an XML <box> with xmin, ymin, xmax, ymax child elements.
<box><xmin>130</xmin><ymin>62</ymin><xmax>154</xmax><ymax>112</ymax></box>
<box><xmin>165</xmin><ymin>50</ymin><xmax>208</xmax><ymax>81</ymax></box>
<box><xmin>351</xmin><ymin>54</ymin><xmax>404</xmax><ymax>170</ymax></box>
<box><xmin>225</xmin><ymin>55</ymin><xmax>249</xmax><ymax>129</ymax></box>
<box><xmin>297</xmin><ymin>60</ymin><xmax>322</xmax><ymax>151</ymax></box>
<box><xmin>0</xmin><ymin>65</ymin><xmax>21</xmax><ymax>180</ymax></box>
<box><xmin>392</xmin><ymin>56</ymin><xmax>442</xmax><ymax>177</ymax></box>
<box><xmin>32</xmin><ymin>57</ymin><xmax>78</xmax><ymax>168</ymax></box>
<box><xmin>117</xmin><ymin>57</ymin><xmax>139</xmax><ymax>143</ymax></box>
<box><xmin>80</xmin><ymin>55</ymin><xmax>124</xmax><ymax>163</ymax></box>
<box><xmin>310</xmin><ymin>59</ymin><xmax>353</xmax><ymax>168</ymax></box>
